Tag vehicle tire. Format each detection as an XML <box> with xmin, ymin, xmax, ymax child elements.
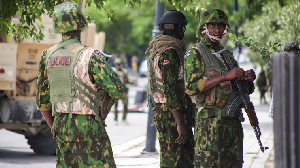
<box><xmin>25</xmin><ymin>134</ymin><xmax>56</xmax><ymax>155</ymax></box>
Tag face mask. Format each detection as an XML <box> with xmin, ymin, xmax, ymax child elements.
<box><xmin>201</xmin><ymin>24</ymin><xmax>229</xmax><ymax>42</ymax></box>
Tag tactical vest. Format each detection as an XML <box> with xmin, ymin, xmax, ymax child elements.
<box><xmin>45</xmin><ymin>39</ymin><xmax>107</xmax><ymax>121</ymax></box>
<box><xmin>191</xmin><ymin>42</ymin><xmax>235</xmax><ymax>110</ymax></box>
<box><xmin>147</xmin><ymin>47</ymin><xmax>185</xmax><ymax>105</ymax></box>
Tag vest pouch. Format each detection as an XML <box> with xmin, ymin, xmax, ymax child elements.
<box><xmin>203</xmin><ymin>88</ymin><xmax>215</xmax><ymax>106</ymax></box>
<box><xmin>203</xmin><ymin>69</ymin><xmax>222</xmax><ymax>106</ymax></box>
<box><xmin>219</xmin><ymin>69</ymin><xmax>232</xmax><ymax>94</ymax></box>
<box><xmin>152</xmin><ymin>111</ymin><xmax>163</xmax><ymax>132</ymax></box>
<box><xmin>195</xmin><ymin>93</ymin><xmax>205</xmax><ymax>104</ymax></box>
<box><xmin>216</xmin><ymin>71</ymin><xmax>232</xmax><ymax>108</ymax></box>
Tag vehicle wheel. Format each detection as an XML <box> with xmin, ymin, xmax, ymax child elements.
<box><xmin>25</xmin><ymin>134</ymin><xmax>56</xmax><ymax>155</ymax></box>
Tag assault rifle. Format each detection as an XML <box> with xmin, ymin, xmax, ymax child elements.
<box><xmin>212</xmin><ymin>48</ymin><xmax>269</xmax><ymax>153</ymax></box>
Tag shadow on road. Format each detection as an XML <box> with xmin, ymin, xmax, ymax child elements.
<box><xmin>0</xmin><ymin>149</ymin><xmax>55</xmax><ymax>164</ymax></box>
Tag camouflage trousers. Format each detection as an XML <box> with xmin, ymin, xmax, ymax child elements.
<box><xmin>53</xmin><ymin>113</ymin><xmax>116</xmax><ymax>168</ymax></box>
<box><xmin>114</xmin><ymin>93</ymin><xmax>128</xmax><ymax>121</ymax></box>
<box><xmin>152</xmin><ymin>105</ymin><xmax>194</xmax><ymax>168</ymax></box>
<box><xmin>194</xmin><ymin>112</ymin><xmax>243</xmax><ymax>168</ymax></box>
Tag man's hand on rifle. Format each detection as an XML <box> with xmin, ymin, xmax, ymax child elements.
<box><xmin>244</xmin><ymin>69</ymin><xmax>256</xmax><ymax>81</ymax></box>
<box><xmin>224</xmin><ymin>67</ymin><xmax>245</xmax><ymax>81</ymax></box>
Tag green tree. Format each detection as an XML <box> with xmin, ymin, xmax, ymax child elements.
<box><xmin>85</xmin><ymin>0</ymin><xmax>156</xmax><ymax>57</ymax></box>
<box><xmin>0</xmin><ymin>0</ymin><xmax>142</xmax><ymax>42</ymax></box>
<box><xmin>0</xmin><ymin>0</ymin><xmax>200</xmax><ymax>57</ymax></box>
<box><xmin>239</xmin><ymin>0</ymin><xmax>299</xmax><ymax>65</ymax></box>
<box><xmin>2</xmin><ymin>0</ymin><xmax>296</xmax><ymax>63</ymax></box>
<box><xmin>0</xmin><ymin>0</ymin><xmax>199</xmax><ymax>42</ymax></box>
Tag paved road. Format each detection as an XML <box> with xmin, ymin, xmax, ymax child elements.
<box><xmin>0</xmin><ymin>113</ymin><xmax>150</xmax><ymax>168</ymax></box>
<box><xmin>0</xmin><ymin>77</ymin><xmax>150</xmax><ymax>168</ymax></box>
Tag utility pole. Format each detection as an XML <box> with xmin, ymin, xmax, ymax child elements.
<box><xmin>233</xmin><ymin>0</ymin><xmax>240</xmax><ymax>61</ymax></box>
<box><xmin>142</xmin><ymin>0</ymin><xmax>164</xmax><ymax>153</ymax></box>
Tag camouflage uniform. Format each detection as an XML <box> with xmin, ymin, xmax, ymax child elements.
<box><xmin>112</xmin><ymin>58</ymin><xmax>129</xmax><ymax>122</ymax></box>
<box><xmin>36</xmin><ymin>2</ymin><xmax>123</xmax><ymax>167</ymax></box>
<box><xmin>185</xmin><ymin>9</ymin><xmax>254</xmax><ymax>168</ymax></box>
<box><xmin>147</xmin><ymin>34</ymin><xmax>195</xmax><ymax>168</ymax></box>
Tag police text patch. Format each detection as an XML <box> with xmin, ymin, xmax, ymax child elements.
<box><xmin>48</xmin><ymin>56</ymin><xmax>71</xmax><ymax>67</ymax></box>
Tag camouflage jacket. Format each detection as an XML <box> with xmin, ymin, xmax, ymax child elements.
<box><xmin>36</xmin><ymin>35</ymin><xmax>124</xmax><ymax>111</ymax></box>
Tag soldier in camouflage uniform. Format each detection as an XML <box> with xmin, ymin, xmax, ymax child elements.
<box><xmin>112</xmin><ymin>58</ymin><xmax>129</xmax><ymax>125</ymax></box>
<box><xmin>36</xmin><ymin>2</ymin><xmax>123</xmax><ymax>167</ymax></box>
<box><xmin>146</xmin><ymin>10</ymin><xmax>195</xmax><ymax>168</ymax></box>
<box><xmin>184</xmin><ymin>9</ymin><xmax>256</xmax><ymax>168</ymax></box>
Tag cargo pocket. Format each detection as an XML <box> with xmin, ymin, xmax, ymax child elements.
<box><xmin>216</xmin><ymin>79</ymin><xmax>232</xmax><ymax>108</ymax></box>
<box><xmin>204</xmin><ymin>88</ymin><xmax>216</xmax><ymax>106</ymax></box>
<box><xmin>152</xmin><ymin>112</ymin><xmax>163</xmax><ymax>133</ymax></box>
<box><xmin>194</xmin><ymin>151</ymin><xmax>218</xmax><ymax>167</ymax></box>
<box><xmin>204</xmin><ymin>69</ymin><xmax>224</xmax><ymax>106</ymax></box>
<box><xmin>195</xmin><ymin>93</ymin><xmax>205</xmax><ymax>102</ymax></box>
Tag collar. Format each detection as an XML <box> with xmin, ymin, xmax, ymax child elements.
<box><xmin>62</xmin><ymin>34</ymin><xmax>80</xmax><ymax>41</ymax></box>
<box><xmin>200</xmin><ymin>38</ymin><xmax>222</xmax><ymax>52</ymax></box>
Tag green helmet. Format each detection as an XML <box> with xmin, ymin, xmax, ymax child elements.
<box><xmin>196</xmin><ymin>9</ymin><xmax>230</xmax><ymax>38</ymax></box>
<box><xmin>53</xmin><ymin>2</ymin><xmax>88</xmax><ymax>34</ymax></box>
<box><xmin>115</xmin><ymin>58</ymin><xmax>123</xmax><ymax>65</ymax></box>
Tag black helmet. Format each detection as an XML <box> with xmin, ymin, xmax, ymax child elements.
<box><xmin>158</xmin><ymin>10</ymin><xmax>188</xmax><ymax>32</ymax></box>
<box><xmin>284</xmin><ymin>41</ymin><xmax>300</xmax><ymax>53</ymax></box>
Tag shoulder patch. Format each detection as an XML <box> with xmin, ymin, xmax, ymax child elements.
<box><xmin>94</xmin><ymin>50</ymin><xmax>105</xmax><ymax>59</ymax></box>
<box><xmin>162</xmin><ymin>59</ymin><xmax>169</xmax><ymax>65</ymax></box>
<box><xmin>185</xmin><ymin>50</ymin><xmax>191</xmax><ymax>58</ymax></box>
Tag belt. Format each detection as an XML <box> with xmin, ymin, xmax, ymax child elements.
<box><xmin>199</xmin><ymin>108</ymin><xmax>228</xmax><ymax>119</ymax></box>
<box><xmin>198</xmin><ymin>108</ymin><xmax>243</xmax><ymax>121</ymax></box>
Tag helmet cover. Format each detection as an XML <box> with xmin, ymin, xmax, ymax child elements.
<box><xmin>196</xmin><ymin>9</ymin><xmax>229</xmax><ymax>38</ymax></box>
<box><xmin>53</xmin><ymin>1</ymin><xmax>88</xmax><ymax>34</ymax></box>
<box><xmin>114</xmin><ymin>58</ymin><xmax>123</xmax><ymax>65</ymax></box>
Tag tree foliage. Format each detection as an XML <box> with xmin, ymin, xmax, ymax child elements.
<box><xmin>0</xmin><ymin>0</ymin><xmax>200</xmax><ymax>57</ymax></box>
<box><xmin>238</xmin><ymin>0</ymin><xmax>300</xmax><ymax>65</ymax></box>
<box><xmin>86</xmin><ymin>0</ymin><xmax>200</xmax><ymax>57</ymax></box>
<box><xmin>161</xmin><ymin>0</ymin><xmax>202</xmax><ymax>18</ymax></box>
<box><xmin>0</xmin><ymin>0</ymin><xmax>142</xmax><ymax>42</ymax></box>
<box><xmin>0</xmin><ymin>0</ymin><xmax>198</xmax><ymax>42</ymax></box>
<box><xmin>1</xmin><ymin>0</ymin><xmax>298</xmax><ymax>63</ymax></box>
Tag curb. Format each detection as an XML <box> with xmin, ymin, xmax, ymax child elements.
<box><xmin>112</xmin><ymin>136</ymin><xmax>146</xmax><ymax>156</ymax></box>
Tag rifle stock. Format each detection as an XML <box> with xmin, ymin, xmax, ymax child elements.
<box><xmin>212</xmin><ymin>49</ymin><xmax>269</xmax><ymax>152</ymax></box>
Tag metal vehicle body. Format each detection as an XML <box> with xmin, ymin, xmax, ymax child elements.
<box><xmin>0</xmin><ymin>15</ymin><xmax>104</xmax><ymax>155</ymax></box>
